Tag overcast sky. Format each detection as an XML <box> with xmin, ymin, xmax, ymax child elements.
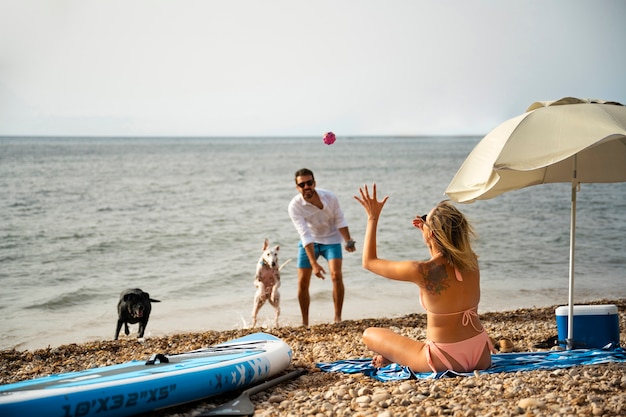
<box><xmin>1</xmin><ymin>0</ymin><xmax>625</xmax><ymax>137</ymax></box>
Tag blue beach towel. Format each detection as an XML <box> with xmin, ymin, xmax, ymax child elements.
<box><xmin>316</xmin><ymin>347</ymin><xmax>626</xmax><ymax>382</ymax></box>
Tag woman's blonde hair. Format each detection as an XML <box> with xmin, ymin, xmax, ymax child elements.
<box><xmin>428</xmin><ymin>200</ymin><xmax>478</xmax><ymax>271</ymax></box>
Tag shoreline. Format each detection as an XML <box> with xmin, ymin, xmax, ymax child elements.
<box><xmin>2</xmin><ymin>290</ymin><xmax>614</xmax><ymax>352</ymax></box>
<box><xmin>2</xmin><ymin>299</ymin><xmax>625</xmax><ymax>416</ymax></box>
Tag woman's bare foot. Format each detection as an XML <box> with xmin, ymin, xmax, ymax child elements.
<box><xmin>371</xmin><ymin>354</ymin><xmax>392</xmax><ymax>368</ymax></box>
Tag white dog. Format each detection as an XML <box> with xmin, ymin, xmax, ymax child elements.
<box><xmin>251</xmin><ymin>239</ymin><xmax>291</xmax><ymax>327</ymax></box>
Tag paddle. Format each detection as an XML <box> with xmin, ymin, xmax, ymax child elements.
<box><xmin>200</xmin><ymin>369</ymin><xmax>304</xmax><ymax>416</ymax></box>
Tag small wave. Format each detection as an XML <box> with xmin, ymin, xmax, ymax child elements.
<box><xmin>310</xmin><ymin>289</ymin><xmax>333</xmax><ymax>302</ymax></box>
<box><xmin>0</xmin><ymin>254</ymin><xmax>23</xmax><ymax>263</ymax></box>
<box><xmin>85</xmin><ymin>240</ymin><xmax>119</xmax><ymax>253</ymax></box>
<box><xmin>25</xmin><ymin>288</ymin><xmax>103</xmax><ymax>311</ymax></box>
<box><xmin>8</xmin><ymin>202</ymin><xmax>28</xmax><ymax>208</ymax></box>
<box><xmin>55</xmin><ymin>232</ymin><xmax>95</xmax><ymax>241</ymax></box>
<box><xmin>607</xmin><ymin>257</ymin><xmax>626</xmax><ymax>265</ymax></box>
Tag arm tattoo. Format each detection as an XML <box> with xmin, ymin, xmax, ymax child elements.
<box><xmin>421</xmin><ymin>263</ymin><xmax>449</xmax><ymax>295</ymax></box>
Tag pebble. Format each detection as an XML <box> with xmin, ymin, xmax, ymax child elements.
<box><xmin>518</xmin><ymin>398</ymin><xmax>545</xmax><ymax>409</ymax></box>
<box><xmin>372</xmin><ymin>392</ymin><xmax>390</xmax><ymax>403</ymax></box>
<box><xmin>398</xmin><ymin>382</ymin><xmax>414</xmax><ymax>393</ymax></box>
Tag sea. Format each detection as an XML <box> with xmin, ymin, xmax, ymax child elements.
<box><xmin>1</xmin><ymin>136</ymin><xmax>625</xmax><ymax>351</ymax></box>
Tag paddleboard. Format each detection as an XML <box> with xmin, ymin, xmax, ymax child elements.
<box><xmin>0</xmin><ymin>332</ymin><xmax>292</xmax><ymax>417</ymax></box>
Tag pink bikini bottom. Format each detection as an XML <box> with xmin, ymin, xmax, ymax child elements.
<box><xmin>425</xmin><ymin>330</ymin><xmax>494</xmax><ymax>373</ymax></box>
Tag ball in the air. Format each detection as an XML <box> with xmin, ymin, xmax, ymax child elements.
<box><xmin>323</xmin><ymin>131</ymin><xmax>336</xmax><ymax>145</ymax></box>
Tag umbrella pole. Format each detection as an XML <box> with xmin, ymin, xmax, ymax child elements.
<box><xmin>567</xmin><ymin>158</ymin><xmax>578</xmax><ymax>350</ymax></box>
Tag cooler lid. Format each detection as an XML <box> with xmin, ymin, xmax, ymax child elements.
<box><xmin>555</xmin><ymin>304</ymin><xmax>618</xmax><ymax>316</ymax></box>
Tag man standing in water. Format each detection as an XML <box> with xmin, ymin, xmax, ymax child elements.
<box><xmin>288</xmin><ymin>168</ymin><xmax>356</xmax><ymax>326</ymax></box>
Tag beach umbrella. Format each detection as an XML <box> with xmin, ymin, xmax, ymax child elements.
<box><xmin>445</xmin><ymin>97</ymin><xmax>626</xmax><ymax>349</ymax></box>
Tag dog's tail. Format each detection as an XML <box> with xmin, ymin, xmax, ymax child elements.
<box><xmin>278</xmin><ymin>259</ymin><xmax>292</xmax><ymax>271</ymax></box>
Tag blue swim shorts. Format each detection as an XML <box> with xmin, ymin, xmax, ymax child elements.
<box><xmin>297</xmin><ymin>242</ymin><xmax>343</xmax><ymax>268</ymax></box>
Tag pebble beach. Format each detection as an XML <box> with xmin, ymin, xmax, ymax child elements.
<box><xmin>1</xmin><ymin>299</ymin><xmax>625</xmax><ymax>417</ymax></box>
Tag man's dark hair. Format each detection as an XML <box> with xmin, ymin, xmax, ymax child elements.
<box><xmin>294</xmin><ymin>168</ymin><xmax>314</xmax><ymax>182</ymax></box>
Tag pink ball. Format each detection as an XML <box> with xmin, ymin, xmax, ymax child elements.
<box><xmin>323</xmin><ymin>131</ymin><xmax>336</xmax><ymax>145</ymax></box>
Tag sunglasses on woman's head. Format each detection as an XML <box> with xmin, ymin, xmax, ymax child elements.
<box><xmin>297</xmin><ymin>180</ymin><xmax>314</xmax><ymax>188</ymax></box>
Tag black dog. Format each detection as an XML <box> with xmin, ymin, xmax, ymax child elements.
<box><xmin>114</xmin><ymin>288</ymin><xmax>160</xmax><ymax>340</ymax></box>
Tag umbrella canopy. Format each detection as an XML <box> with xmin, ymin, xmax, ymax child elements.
<box><xmin>445</xmin><ymin>97</ymin><xmax>626</xmax><ymax>349</ymax></box>
<box><xmin>446</xmin><ymin>97</ymin><xmax>626</xmax><ymax>202</ymax></box>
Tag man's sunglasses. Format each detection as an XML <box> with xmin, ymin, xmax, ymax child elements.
<box><xmin>297</xmin><ymin>180</ymin><xmax>315</xmax><ymax>188</ymax></box>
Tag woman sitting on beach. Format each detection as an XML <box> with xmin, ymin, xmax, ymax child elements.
<box><xmin>354</xmin><ymin>184</ymin><xmax>494</xmax><ymax>373</ymax></box>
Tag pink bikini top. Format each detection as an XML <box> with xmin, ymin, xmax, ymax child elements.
<box><xmin>420</xmin><ymin>267</ymin><xmax>483</xmax><ymax>333</ymax></box>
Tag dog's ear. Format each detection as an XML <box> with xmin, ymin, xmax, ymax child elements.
<box><xmin>263</xmin><ymin>239</ymin><xmax>269</xmax><ymax>250</ymax></box>
<box><xmin>275</xmin><ymin>245</ymin><xmax>280</xmax><ymax>252</ymax></box>
<box><xmin>123</xmin><ymin>294</ymin><xmax>133</xmax><ymax>301</ymax></box>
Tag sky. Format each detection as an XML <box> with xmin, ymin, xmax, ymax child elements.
<box><xmin>1</xmin><ymin>0</ymin><xmax>625</xmax><ymax>137</ymax></box>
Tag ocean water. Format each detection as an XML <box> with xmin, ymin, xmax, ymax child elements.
<box><xmin>1</xmin><ymin>136</ymin><xmax>624</xmax><ymax>351</ymax></box>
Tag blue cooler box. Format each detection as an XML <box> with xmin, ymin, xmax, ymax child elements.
<box><xmin>555</xmin><ymin>304</ymin><xmax>620</xmax><ymax>348</ymax></box>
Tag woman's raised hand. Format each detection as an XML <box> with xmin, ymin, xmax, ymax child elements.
<box><xmin>354</xmin><ymin>183</ymin><xmax>389</xmax><ymax>220</ymax></box>
<box><xmin>412</xmin><ymin>215</ymin><xmax>425</xmax><ymax>229</ymax></box>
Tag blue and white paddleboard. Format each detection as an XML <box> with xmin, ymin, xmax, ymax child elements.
<box><xmin>0</xmin><ymin>332</ymin><xmax>292</xmax><ymax>417</ymax></box>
